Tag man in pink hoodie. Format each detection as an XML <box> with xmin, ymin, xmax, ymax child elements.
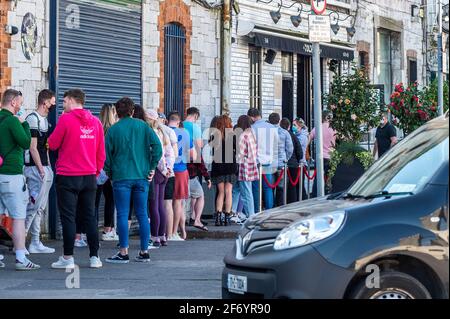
<box><xmin>48</xmin><ymin>89</ymin><xmax>105</xmax><ymax>269</ymax></box>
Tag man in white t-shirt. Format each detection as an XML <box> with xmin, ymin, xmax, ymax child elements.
<box><xmin>24</xmin><ymin>89</ymin><xmax>57</xmax><ymax>254</ymax></box>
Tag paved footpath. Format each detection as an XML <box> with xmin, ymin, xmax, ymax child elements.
<box><xmin>0</xmin><ymin>238</ymin><xmax>235</xmax><ymax>299</ymax></box>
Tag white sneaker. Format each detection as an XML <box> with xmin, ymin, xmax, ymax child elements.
<box><xmin>28</xmin><ymin>242</ymin><xmax>56</xmax><ymax>254</ymax></box>
<box><xmin>15</xmin><ymin>257</ymin><xmax>40</xmax><ymax>271</ymax></box>
<box><xmin>169</xmin><ymin>233</ymin><xmax>185</xmax><ymax>241</ymax></box>
<box><xmin>51</xmin><ymin>256</ymin><xmax>75</xmax><ymax>269</ymax></box>
<box><xmin>0</xmin><ymin>254</ymin><xmax>3</xmax><ymax>261</ymax></box>
<box><xmin>89</xmin><ymin>256</ymin><xmax>103</xmax><ymax>269</ymax></box>
<box><xmin>74</xmin><ymin>239</ymin><xmax>88</xmax><ymax>248</ymax></box>
<box><xmin>101</xmin><ymin>231</ymin><xmax>119</xmax><ymax>241</ymax></box>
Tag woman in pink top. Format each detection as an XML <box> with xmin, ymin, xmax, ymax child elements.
<box><xmin>308</xmin><ymin>110</ymin><xmax>337</xmax><ymax>197</ymax></box>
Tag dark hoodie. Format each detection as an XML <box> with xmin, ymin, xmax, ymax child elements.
<box><xmin>48</xmin><ymin>108</ymin><xmax>105</xmax><ymax>176</ymax></box>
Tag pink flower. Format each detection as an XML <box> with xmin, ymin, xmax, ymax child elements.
<box><xmin>330</xmin><ymin>104</ymin><xmax>337</xmax><ymax>110</ymax></box>
<box><xmin>350</xmin><ymin>114</ymin><xmax>357</xmax><ymax>120</ymax></box>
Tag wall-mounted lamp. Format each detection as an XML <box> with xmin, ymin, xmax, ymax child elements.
<box><xmin>331</xmin><ymin>23</ymin><xmax>340</xmax><ymax>35</ymax></box>
<box><xmin>411</xmin><ymin>5</ymin><xmax>420</xmax><ymax>17</ymax></box>
<box><xmin>346</xmin><ymin>25</ymin><xmax>356</xmax><ymax>37</ymax></box>
<box><xmin>4</xmin><ymin>25</ymin><xmax>19</xmax><ymax>36</ymax></box>
<box><xmin>270</xmin><ymin>8</ymin><xmax>282</xmax><ymax>24</ymax></box>
<box><xmin>290</xmin><ymin>13</ymin><xmax>302</xmax><ymax>27</ymax></box>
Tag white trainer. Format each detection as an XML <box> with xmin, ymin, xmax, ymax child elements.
<box><xmin>15</xmin><ymin>257</ymin><xmax>40</xmax><ymax>271</ymax></box>
<box><xmin>74</xmin><ymin>239</ymin><xmax>88</xmax><ymax>248</ymax></box>
<box><xmin>0</xmin><ymin>254</ymin><xmax>4</xmax><ymax>261</ymax></box>
<box><xmin>101</xmin><ymin>231</ymin><xmax>119</xmax><ymax>241</ymax></box>
<box><xmin>28</xmin><ymin>242</ymin><xmax>56</xmax><ymax>254</ymax></box>
<box><xmin>51</xmin><ymin>256</ymin><xmax>75</xmax><ymax>269</ymax></box>
<box><xmin>89</xmin><ymin>256</ymin><xmax>103</xmax><ymax>268</ymax></box>
<box><xmin>169</xmin><ymin>233</ymin><xmax>185</xmax><ymax>242</ymax></box>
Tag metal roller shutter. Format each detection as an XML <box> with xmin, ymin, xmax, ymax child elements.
<box><xmin>57</xmin><ymin>0</ymin><xmax>142</xmax><ymax>115</ymax></box>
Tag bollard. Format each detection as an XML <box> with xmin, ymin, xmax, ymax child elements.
<box><xmin>298</xmin><ymin>163</ymin><xmax>303</xmax><ymax>202</ymax></box>
<box><xmin>283</xmin><ymin>164</ymin><xmax>288</xmax><ymax>206</ymax></box>
<box><xmin>259</xmin><ymin>165</ymin><xmax>263</xmax><ymax>213</ymax></box>
<box><xmin>306</xmin><ymin>163</ymin><xmax>311</xmax><ymax>199</ymax></box>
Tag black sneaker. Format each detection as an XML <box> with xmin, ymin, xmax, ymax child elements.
<box><xmin>105</xmin><ymin>252</ymin><xmax>129</xmax><ymax>264</ymax></box>
<box><xmin>135</xmin><ymin>252</ymin><xmax>150</xmax><ymax>263</ymax></box>
<box><xmin>153</xmin><ymin>241</ymin><xmax>161</xmax><ymax>248</ymax></box>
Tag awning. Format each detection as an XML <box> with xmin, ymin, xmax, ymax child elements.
<box><xmin>251</xmin><ymin>31</ymin><xmax>355</xmax><ymax>61</ymax></box>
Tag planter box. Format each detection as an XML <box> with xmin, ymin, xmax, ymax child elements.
<box><xmin>330</xmin><ymin>159</ymin><xmax>366</xmax><ymax>193</ymax></box>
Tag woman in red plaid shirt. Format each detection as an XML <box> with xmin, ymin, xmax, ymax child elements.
<box><xmin>235</xmin><ymin>115</ymin><xmax>258</xmax><ymax>217</ymax></box>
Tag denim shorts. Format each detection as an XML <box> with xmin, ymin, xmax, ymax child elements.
<box><xmin>0</xmin><ymin>174</ymin><xmax>29</xmax><ymax>219</ymax></box>
<box><xmin>189</xmin><ymin>177</ymin><xmax>204</xmax><ymax>199</ymax></box>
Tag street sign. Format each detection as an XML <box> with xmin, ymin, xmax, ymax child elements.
<box><xmin>311</xmin><ymin>0</ymin><xmax>327</xmax><ymax>15</ymax></box>
<box><xmin>309</xmin><ymin>15</ymin><xmax>331</xmax><ymax>43</ymax></box>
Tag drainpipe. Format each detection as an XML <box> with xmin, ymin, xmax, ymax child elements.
<box><xmin>221</xmin><ymin>0</ymin><xmax>232</xmax><ymax>115</ymax></box>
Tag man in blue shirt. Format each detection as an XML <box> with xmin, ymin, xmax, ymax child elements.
<box><xmin>183</xmin><ymin>107</ymin><xmax>203</xmax><ymax>162</ymax></box>
<box><xmin>247</xmin><ymin>108</ymin><xmax>279</xmax><ymax>212</ymax></box>
<box><xmin>168</xmin><ymin>112</ymin><xmax>195</xmax><ymax>241</ymax></box>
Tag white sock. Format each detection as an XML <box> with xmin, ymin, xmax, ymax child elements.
<box><xmin>32</xmin><ymin>238</ymin><xmax>40</xmax><ymax>245</ymax></box>
<box><xmin>15</xmin><ymin>250</ymin><xmax>26</xmax><ymax>262</ymax></box>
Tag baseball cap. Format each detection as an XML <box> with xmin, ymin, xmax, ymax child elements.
<box><xmin>158</xmin><ymin>112</ymin><xmax>166</xmax><ymax>120</ymax></box>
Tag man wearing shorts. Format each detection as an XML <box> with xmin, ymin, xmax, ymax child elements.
<box><xmin>157</xmin><ymin>112</ymin><xmax>178</xmax><ymax>240</ymax></box>
<box><xmin>167</xmin><ymin>112</ymin><xmax>195</xmax><ymax>240</ymax></box>
<box><xmin>0</xmin><ymin>89</ymin><xmax>40</xmax><ymax>270</ymax></box>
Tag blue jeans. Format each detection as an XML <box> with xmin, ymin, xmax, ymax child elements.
<box><xmin>233</xmin><ymin>181</ymin><xmax>255</xmax><ymax>217</ymax></box>
<box><xmin>113</xmin><ymin>179</ymin><xmax>150</xmax><ymax>251</ymax></box>
<box><xmin>252</xmin><ymin>174</ymin><xmax>275</xmax><ymax>213</ymax></box>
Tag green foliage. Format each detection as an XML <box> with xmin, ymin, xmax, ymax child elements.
<box><xmin>325</xmin><ymin>66</ymin><xmax>379</xmax><ymax>142</ymax></box>
<box><xmin>327</xmin><ymin>142</ymin><xmax>374</xmax><ymax>188</ymax></box>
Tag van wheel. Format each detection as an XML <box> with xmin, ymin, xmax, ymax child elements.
<box><xmin>349</xmin><ymin>271</ymin><xmax>432</xmax><ymax>299</ymax></box>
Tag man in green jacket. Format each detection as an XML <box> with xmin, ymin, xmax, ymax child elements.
<box><xmin>104</xmin><ymin>97</ymin><xmax>162</xmax><ymax>264</ymax></box>
<box><xmin>0</xmin><ymin>89</ymin><xmax>40</xmax><ymax>271</ymax></box>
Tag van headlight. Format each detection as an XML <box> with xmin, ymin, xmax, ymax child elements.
<box><xmin>273</xmin><ymin>211</ymin><xmax>346</xmax><ymax>251</ymax></box>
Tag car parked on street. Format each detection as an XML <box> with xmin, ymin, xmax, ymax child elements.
<box><xmin>222</xmin><ymin>114</ymin><xmax>449</xmax><ymax>299</ymax></box>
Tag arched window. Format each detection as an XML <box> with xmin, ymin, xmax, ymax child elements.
<box><xmin>164</xmin><ymin>23</ymin><xmax>185</xmax><ymax>117</ymax></box>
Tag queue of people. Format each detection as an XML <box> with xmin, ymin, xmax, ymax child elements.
<box><xmin>1</xmin><ymin>86</ymin><xmax>349</xmax><ymax>270</ymax></box>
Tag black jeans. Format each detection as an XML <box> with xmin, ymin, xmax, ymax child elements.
<box><xmin>56</xmin><ymin>175</ymin><xmax>99</xmax><ymax>257</ymax></box>
<box><xmin>311</xmin><ymin>159</ymin><xmax>331</xmax><ymax>198</ymax></box>
<box><xmin>95</xmin><ymin>179</ymin><xmax>115</xmax><ymax>228</ymax></box>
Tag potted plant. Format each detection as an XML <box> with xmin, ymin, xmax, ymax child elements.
<box><xmin>324</xmin><ymin>66</ymin><xmax>378</xmax><ymax>193</ymax></box>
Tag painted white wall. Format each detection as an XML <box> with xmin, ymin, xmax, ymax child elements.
<box><xmin>8</xmin><ymin>0</ymin><xmax>49</xmax><ymax>113</ymax></box>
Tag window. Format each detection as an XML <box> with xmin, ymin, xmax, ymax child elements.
<box><xmin>249</xmin><ymin>45</ymin><xmax>262</xmax><ymax>110</ymax></box>
<box><xmin>348</xmin><ymin>124</ymin><xmax>449</xmax><ymax>197</ymax></box>
<box><xmin>281</xmin><ymin>52</ymin><xmax>293</xmax><ymax>77</ymax></box>
<box><xmin>164</xmin><ymin>23</ymin><xmax>185</xmax><ymax>117</ymax></box>
<box><xmin>377</xmin><ymin>30</ymin><xmax>392</xmax><ymax>105</ymax></box>
<box><xmin>408</xmin><ymin>59</ymin><xmax>418</xmax><ymax>83</ymax></box>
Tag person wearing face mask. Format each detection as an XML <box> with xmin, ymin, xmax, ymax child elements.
<box><xmin>373</xmin><ymin>112</ymin><xmax>398</xmax><ymax>159</ymax></box>
<box><xmin>0</xmin><ymin>89</ymin><xmax>40</xmax><ymax>270</ymax></box>
<box><xmin>23</xmin><ymin>89</ymin><xmax>57</xmax><ymax>254</ymax></box>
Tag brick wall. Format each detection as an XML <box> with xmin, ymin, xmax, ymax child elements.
<box><xmin>158</xmin><ymin>0</ymin><xmax>192</xmax><ymax>115</ymax></box>
<box><xmin>0</xmin><ymin>0</ymin><xmax>12</xmax><ymax>95</ymax></box>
